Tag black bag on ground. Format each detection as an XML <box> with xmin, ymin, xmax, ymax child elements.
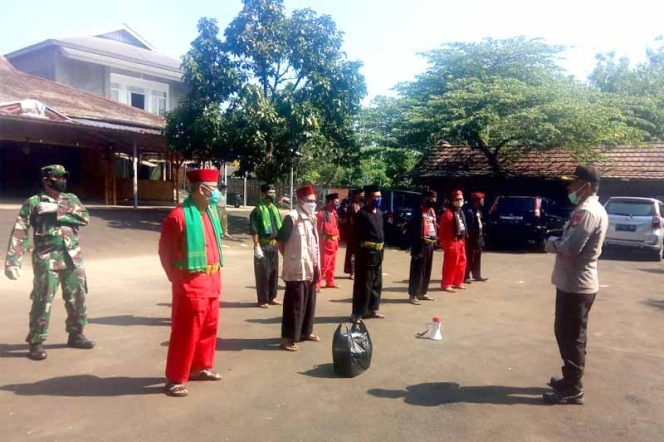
<box><xmin>332</xmin><ymin>321</ymin><xmax>373</xmax><ymax>377</ymax></box>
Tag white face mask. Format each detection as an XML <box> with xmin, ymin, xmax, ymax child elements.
<box><xmin>454</xmin><ymin>200</ymin><xmax>464</xmax><ymax>208</ymax></box>
<box><xmin>302</xmin><ymin>202</ymin><xmax>317</xmax><ymax>214</ymax></box>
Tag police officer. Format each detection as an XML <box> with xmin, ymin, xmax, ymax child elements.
<box><xmin>4</xmin><ymin>165</ymin><xmax>94</xmax><ymax>361</ymax></box>
<box><xmin>543</xmin><ymin>165</ymin><xmax>608</xmax><ymax>404</ymax></box>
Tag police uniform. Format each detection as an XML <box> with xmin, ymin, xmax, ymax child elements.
<box><xmin>4</xmin><ymin>165</ymin><xmax>93</xmax><ymax>360</ymax></box>
<box><xmin>544</xmin><ymin>165</ymin><xmax>608</xmax><ymax>401</ymax></box>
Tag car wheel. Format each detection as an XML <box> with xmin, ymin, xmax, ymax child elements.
<box><xmin>653</xmin><ymin>246</ymin><xmax>663</xmax><ymax>262</ymax></box>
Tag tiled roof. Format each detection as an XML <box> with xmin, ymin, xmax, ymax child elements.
<box><xmin>416</xmin><ymin>144</ymin><xmax>664</xmax><ymax>181</ymax></box>
<box><xmin>0</xmin><ymin>56</ymin><xmax>165</xmax><ymax>128</ymax></box>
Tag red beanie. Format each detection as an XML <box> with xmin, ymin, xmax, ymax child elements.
<box><xmin>471</xmin><ymin>192</ymin><xmax>485</xmax><ymax>201</ymax></box>
<box><xmin>296</xmin><ymin>185</ymin><xmax>315</xmax><ymax>199</ymax></box>
<box><xmin>186</xmin><ymin>169</ymin><xmax>219</xmax><ymax>183</ymax></box>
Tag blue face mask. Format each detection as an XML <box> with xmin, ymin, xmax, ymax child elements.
<box><xmin>373</xmin><ymin>197</ymin><xmax>382</xmax><ymax>208</ymax></box>
<box><xmin>334</xmin><ymin>203</ymin><xmax>341</xmax><ymax>210</ymax></box>
<box><xmin>210</xmin><ymin>189</ymin><xmax>221</xmax><ymax>204</ymax></box>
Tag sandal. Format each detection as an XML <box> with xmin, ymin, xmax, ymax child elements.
<box><xmin>258</xmin><ymin>303</ymin><xmax>269</xmax><ymax>309</ymax></box>
<box><xmin>165</xmin><ymin>382</ymin><xmax>189</xmax><ymax>397</ymax></box>
<box><xmin>418</xmin><ymin>295</ymin><xmax>436</xmax><ymax>301</ymax></box>
<box><xmin>189</xmin><ymin>369</ymin><xmax>222</xmax><ymax>381</ymax></box>
<box><xmin>268</xmin><ymin>299</ymin><xmax>282</xmax><ymax>305</ymax></box>
<box><xmin>409</xmin><ymin>297</ymin><xmax>421</xmax><ymax>305</ymax></box>
<box><xmin>350</xmin><ymin>315</ymin><xmax>363</xmax><ymax>324</ymax></box>
<box><xmin>363</xmin><ymin>312</ymin><xmax>385</xmax><ymax>319</ymax></box>
<box><xmin>442</xmin><ymin>287</ymin><xmax>456</xmax><ymax>293</ymax></box>
<box><xmin>453</xmin><ymin>285</ymin><xmax>467</xmax><ymax>290</ymax></box>
<box><xmin>306</xmin><ymin>334</ymin><xmax>321</xmax><ymax>342</ymax></box>
<box><xmin>281</xmin><ymin>343</ymin><xmax>299</xmax><ymax>352</ymax></box>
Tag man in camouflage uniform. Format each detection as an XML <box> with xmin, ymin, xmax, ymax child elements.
<box><xmin>4</xmin><ymin>165</ymin><xmax>94</xmax><ymax>361</ymax></box>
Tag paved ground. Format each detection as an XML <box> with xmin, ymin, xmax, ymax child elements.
<box><xmin>0</xmin><ymin>206</ymin><xmax>663</xmax><ymax>442</ymax></box>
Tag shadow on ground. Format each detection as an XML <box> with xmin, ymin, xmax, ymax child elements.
<box><xmin>368</xmin><ymin>382</ymin><xmax>548</xmax><ymax>406</ymax></box>
<box><xmin>216</xmin><ymin>337</ymin><xmax>281</xmax><ymax>351</ymax></box>
<box><xmin>0</xmin><ymin>375</ymin><xmax>163</xmax><ymax>396</ymax></box>
<box><xmin>643</xmin><ymin>299</ymin><xmax>664</xmax><ymax>311</ymax></box>
<box><xmin>0</xmin><ymin>343</ymin><xmax>68</xmax><ymax>358</ymax></box>
<box><xmin>89</xmin><ymin>208</ymin><xmax>169</xmax><ymax>232</ymax></box>
<box><xmin>600</xmin><ymin>249</ymin><xmax>655</xmax><ymax>262</ymax></box>
<box><xmin>299</xmin><ymin>363</ymin><xmax>340</xmax><ymax>379</ymax></box>
<box><xmin>246</xmin><ymin>315</ymin><xmax>350</xmax><ymax>325</ymax></box>
<box><xmin>638</xmin><ymin>267</ymin><xmax>664</xmax><ymax>274</ymax></box>
<box><xmin>89</xmin><ymin>315</ymin><xmax>170</xmax><ymax>327</ymax></box>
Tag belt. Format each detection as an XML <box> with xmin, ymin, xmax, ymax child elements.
<box><xmin>176</xmin><ymin>263</ymin><xmax>221</xmax><ymax>275</ymax></box>
<box><xmin>360</xmin><ymin>241</ymin><xmax>384</xmax><ymax>251</ymax></box>
<box><xmin>421</xmin><ymin>237</ymin><xmax>437</xmax><ymax>246</ymax></box>
<box><xmin>259</xmin><ymin>238</ymin><xmax>277</xmax><ymax>247</ymax></box>
<box><xmin>322</xmin><ymin>234</ymin><xmax>340</xmax><ymax>241</ymax></box>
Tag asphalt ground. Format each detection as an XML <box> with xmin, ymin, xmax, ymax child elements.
<box><xmin>0</xmin><ymin>206</ymin><xmax>662</xmax><ymax>442</ymax></box>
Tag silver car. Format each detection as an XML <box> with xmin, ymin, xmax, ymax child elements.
<box><xmin>604</xmin><ymin>197</ymin><xmax>664</xmax><ymax>261</ymax></box>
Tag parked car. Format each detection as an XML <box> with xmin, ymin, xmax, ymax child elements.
<box><xmin>486</xmin><ymin>196</ymin><xmax>570</xmax><ymax>249</ymax></box>
<box><xmin>384</xmin><ymin>207</ymin><xmax>414</xmax><ymax>248</ymax></box>
<box><xmin>603</xmin><ymin>197</ymin><xmax>664</xmax><ymax>261</ymax></box>
<box><xmin>227</xmin><ymin>192</ymin><xmax>243</xmax><ymax>208</ymax></box>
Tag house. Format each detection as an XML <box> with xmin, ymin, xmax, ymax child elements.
<box><xmin>414</xmin><ymin>144</ymin><xmax>664</xmax><ymax>203</ymax></box>
<box><xmin>0</xmin><ymin>55</ymin><xmax>183</xmax><ymax>204</ymax></box>
<box><xmin>4</xmin><ymin>25</ymin><xmax>185</xmax><ymax>116</ymax></box>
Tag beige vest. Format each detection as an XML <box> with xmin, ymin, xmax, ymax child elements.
<box><xmin>281</xmin><ymin>209</ymin><xmax>320</xmax><ymax>282</ymax></box>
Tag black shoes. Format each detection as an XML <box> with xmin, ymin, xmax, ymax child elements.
<box><xmin>544</xmin><ymin>377</ymin><xmax>584</xmax><ymax>404</ymax></box>
<box><xmin>67</xmin><ymin>333</ymin><xmax>95</xmax><ymax>349</ymax></box>
<box><xmin>28</xmin><ymin>343</ymin><xmax>47</xmax><ymax>361</ymax></box>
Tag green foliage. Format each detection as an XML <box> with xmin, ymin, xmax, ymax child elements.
<box><xmin>397</xmin><ymin>37</ymin><xmax>647</xmax><ymax>173</ymax></box>
<box><xmin>166</xmin><ymin>0</ymin><xmax>367</xmax><ymax>181</ymax></box>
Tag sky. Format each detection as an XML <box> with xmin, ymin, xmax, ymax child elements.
<box><xmin>2</xmin><ymin>0</ymin><xmax>663</xmax><ymax>102</ymax></box>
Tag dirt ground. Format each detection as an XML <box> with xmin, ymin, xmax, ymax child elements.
<box><xmin>0</xmin><ymin>206</ymin><xmax>662</xmax><ymax>442</ymax></box>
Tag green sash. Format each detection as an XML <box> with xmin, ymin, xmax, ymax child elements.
<box><xmin>258</xmin><ymin>200</ymin><xmax>282</xmax><ymax>235</ymax></box>
<box><xmin>180</xmin><ymin>196</ymin><xmax>223</xmax><ymax>272</ymax></box>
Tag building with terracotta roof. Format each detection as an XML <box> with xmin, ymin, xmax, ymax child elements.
<box><xmin>0</xmin><ymin>55</ymin><xmax>183</xmax><ymax>204</ymax></box>
<box><xmin>414</xmin><ymin>143</ymin><xmax>664</xmax><ymax>203</ymax></box>
<box><xmin>4</xmin><ymin>25</ymin><xmax>185</xmax><ymax>117</ymax></box>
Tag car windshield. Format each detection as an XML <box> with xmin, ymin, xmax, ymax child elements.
<box><xmin>606</xmin><ymin>201</ymin><xmax>653</xmax><ymax>217</ymax></box>
<box><xmin>495</xmin><ymin>197</ymin><xmax>534</xmax><ymax>214</ymax></box>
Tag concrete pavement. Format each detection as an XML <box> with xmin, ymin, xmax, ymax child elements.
<box><xmin>0</xmin><ymin>207</ymin><xmax>662</xmax><ymax>442</ymax></box>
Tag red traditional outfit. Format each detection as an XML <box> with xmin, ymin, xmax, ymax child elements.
<box><xmin>316</xmin><ymin>196</ymin><xmax>341</xmax><ymax>289</ymax></box>
<box><xmin>438</xmin><ymin>190</ymin><xmax>468</xmax><ymax>290</ymax></box>
<box><xmin>158</xmin><ymin>169</ymin><xmax>223</xmax><ymax>384</ymax></box>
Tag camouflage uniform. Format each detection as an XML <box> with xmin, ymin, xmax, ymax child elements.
<box><xmin>5</xmin><ymin>169</ymin><xmax>90</xmax><ymax>344</ymax></box>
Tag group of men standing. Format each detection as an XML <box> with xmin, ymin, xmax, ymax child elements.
<box><xmin>4</xmin><ymin>164</ymin><xmax>608</xmax><ymax>404</ymax></box>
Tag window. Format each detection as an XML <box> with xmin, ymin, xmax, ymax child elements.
<box><xmin>606</xmin><ymin>200</ymin><xmax>654</xmax><ymax>217</ymax></box>
<box><xmin>109</xmin><ymin>73</ymin><xmax>169</xmax><ymax>115</ymax></box>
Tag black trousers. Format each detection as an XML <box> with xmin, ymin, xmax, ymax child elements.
<box><xmin>254</xmin><ymin>247</ymin><xmax>279</xmax><ymax>304</ymax></box>
<box><xmin>554</xmin><ymin>289</ymin><xmax>596</xmax><ymax>389</ymax></box>
<box><xmin>352</xmin><ymin>249</ymin><xmax>383</xmax><ymax>316</ymax></box>
<box><xmin>408</xmin><ymin>242</ymin><xmax>435</xmax><ymax>297</ymax></box>
<box><xmin>465</xmin><ymin>239</ymin><xmax>483</xmax><ymax>280</ymax></box>
<box><xmin>344</xmin><ymin>243</ymin><xmax>356</xmax><ymax>275</ymax></box>
<box><xmin>281</xmin><ymin>280</ymin><xmax>317</xmax><ymax>342</ymax></box>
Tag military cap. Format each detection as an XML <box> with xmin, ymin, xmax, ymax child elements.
<box><xmin>260</xmin><ymin>183</ymin><xmax>276</xmax><ymax>193</ymax></box>
<box><xmin>41</xmin><ymin>164</ymin><xmax>69</xmax><ymax>178</ymax></box>
<box><xmin>423</xmin><ymin>190</ymin><xmax>437</xmax><ymax>198</ymax></box>
<box><xmin>363</xmin><ymin>184</ymin><xmax>380</xmax><ymax>194</ymax></box>
<box><xmin>325</xmin><ymin>192</ymin><xmax>339</xmax><ymax>202</ymax></box>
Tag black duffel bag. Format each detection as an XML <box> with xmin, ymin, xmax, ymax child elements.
<box><xmin>332</xmin><ymin>321</ymin><xmax>373</xmax><ymax>377</ymax></box>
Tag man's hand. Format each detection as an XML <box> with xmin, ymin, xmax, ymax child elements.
<box><xmin>254</xmin><ymin>245</ymin><xmax>264</xmax><ymax>259</ymax></box>
<box><xmin>5</xmin><ymin>266</ymin><xmax>20</xmax><ymax>280</ymax></box>
<box><xmin>36</xmin><ymin>202</ymin><xmax>58</xmax><ymax>214</ymax></box>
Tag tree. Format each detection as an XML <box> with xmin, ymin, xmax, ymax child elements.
<box><xmin>166</xmin><ymin>0</ymin><xmax>367</xmax><ymax>181</ymax></box>
<box><xmin>397</xmin><ymin>37</ymin><xmax>646</xmax><ymax>173</ymax></box>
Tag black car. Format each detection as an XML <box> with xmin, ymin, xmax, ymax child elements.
<box><xmin>486</xmin><ymin>196</ymin><xmax>571</xmax><ymax>249</ymax></box>
<box><xmin>384</xmin><ymin>207</ymin><xmax>414</xmax><ymax>248</ymax></box>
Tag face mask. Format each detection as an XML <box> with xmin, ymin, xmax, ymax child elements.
<box><xmin>210</xmin><ymin>189</ymin><xmax>221</xmax><ymax>204</ymax></box>
<box><xmin>334</xmin><ymin>203</ymin><xmax>341</xmax><ymax>210</ymax></box>
<box><xmin>48</xmin><ymin>179</ymin><xmax>67</xmax><ymax>192</ymax></box>
<box><xmin>453</xmin><ymin>200</ymin><xmax>464</xmax><ymax>208</ymax></box>
<box><xmin>373</xmin><ymin>197</ymin><xmax>382</xmax><ymax>208</ymax></box>
<box><xmin>265</xmin><ymin>194</ymin><xmax>275</xmax><ymax>203</ymax></box>
<box><xmin>568</xmin><ymin>191</ymin><xmax>579</xmax><ymax>205</ymax></box>
<box><xmin>303</xmin><ymin>202</ymin><xmax>317</xmax><ymax>214</ymax></box>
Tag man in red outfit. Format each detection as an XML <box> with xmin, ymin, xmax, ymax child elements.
<box><xmin>438</xmin><ymin>190</ymin><xmax>468</xmax><ymax>293</ymax></box>
<box><xmin>159</xmin><ymin>168</ymin><xmax>224</xmax><ymax>397</ymax></box>
<box><xmin>317</xmin><ymin>193</ymin><xmax>341</xmax><ymax>290</ymax></box>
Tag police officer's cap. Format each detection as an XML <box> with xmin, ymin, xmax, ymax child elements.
<box><xmin>563</xmin><ymin>165</ymin><xmax>600</xmax><ymax>185</ymax></box>
<box><xmin>41</xmin><ymin>164</ymin><xmax>69</xmax><ymax>178</ymax></box>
